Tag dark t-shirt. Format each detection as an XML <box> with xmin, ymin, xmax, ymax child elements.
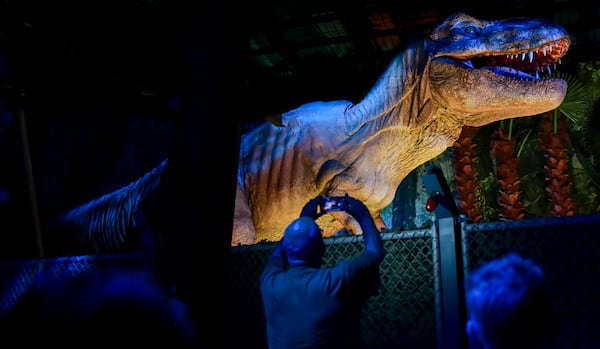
<box><xmin>260</xmin><ymin>250</ymin><xmax>382</xmax><ymax>349</ymax></box>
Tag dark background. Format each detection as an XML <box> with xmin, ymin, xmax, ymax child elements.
<box><xmin>0</xmin><ymin>1</ymin><xmax>598</xmax><ymax>346</ymax></box>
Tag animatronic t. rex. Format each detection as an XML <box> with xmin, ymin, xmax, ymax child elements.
<box><xmin>62</xmin><ymin>12</ymin><xmax>571</xmax><ymax>248</ymax></box>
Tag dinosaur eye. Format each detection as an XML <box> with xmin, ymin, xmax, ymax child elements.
<box><xmin>464</xmin><ymin>26</ymin><xmax>478</xmax><ymax>35</ymax></box>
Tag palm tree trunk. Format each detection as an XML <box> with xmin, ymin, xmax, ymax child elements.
<box><xmin>453</xmin><ymin>126</ymin><xmax>483</xmax><ymax>223</ymax></box>
<box><xmin>538</xmin><ymin>111</ymin><xmax>578</xmax><ymax>216</ymax></box>
<box><xmin>491</xmin><ymin>127</ymin><xmax>526</xmax><ymax>221</ymax></box>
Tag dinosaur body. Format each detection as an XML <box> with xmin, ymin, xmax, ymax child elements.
<box><xmin>233</xmin><ymin>12</ymin><xmax>570</xmax><ymax>245</ymax></box>
<box><xmin>62</xmin><ymin>12</ymin><xmax>571</xmax><ymax>249</ymax></box>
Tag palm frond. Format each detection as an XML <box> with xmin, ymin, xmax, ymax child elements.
<box><xmin>555</xmin><ymin>71</ymin><xmax>592</xmax><ymax>131</ymax></box>
<box><xmin>571</xmin><ymin>138</ymin><xmax>600</xmax><ymax>189</ymax></box>
<box><xmin>61</xmin><ymin>159</ymin><xmax>168</xmax><ymax>251</ymax></box>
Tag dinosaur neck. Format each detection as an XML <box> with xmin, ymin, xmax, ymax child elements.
<box><xmin>340</xmin><ymin>39</ymin><xmax>463</xmax><ymax>183</ymax></box>
<box><xmin>345</xmin><ymin>40</ymin><xmax>432</xmax><ymax>137</ymax></box>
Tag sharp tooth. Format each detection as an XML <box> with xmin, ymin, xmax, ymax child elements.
<box><xmin>542</xmin><ymin>46</ymin><xmax>547</xmax><ymax>56</ymax></box>
<box><xmin>549</xmin><ymin>43</ymin><xmax>553</xmax><ymax>52</ymax></box>
<box><xmin>529</xmin><ymin>50</ymin><xmax>534</xmax><ymax>63</ymax></box>
<box><xmin>521</xmin><ymin>52</ymin><xmax>526</xmax><ymax>60</ymax></box>
<box><xmin>535</xmin><ymin>70</ymin><xmax>539</xmax><ymax>79</ymax></box>
<box><xmin>547</xmin><ymin>66</ymin><xmax>552</xmax><ymax>74</ymax></box>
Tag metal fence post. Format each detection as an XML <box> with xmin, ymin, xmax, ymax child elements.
<box><xmin>422</xmin><ymin>166</ymin><xmax>466</xmax><ymax>349</ymax></box>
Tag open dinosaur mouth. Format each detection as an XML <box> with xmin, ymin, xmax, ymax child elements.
<box><xmin>465</xmin><ymin>37</ymin><xmax>570</xmax><ymax>79</ymax></box>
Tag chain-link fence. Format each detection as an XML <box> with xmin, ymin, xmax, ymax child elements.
<box><xmin>227</xmin><ymin>228</ymin><xmax>440</xmax><ymax>349</ymax></box>
<box><xmin>463</xmin><ymin>214</ymin><xmax>600</xmax><ymax>349</ymax></box>
<box><xmin>227</xmin><ymin>213</ymin><xmax>600</xmax><ymax>349</ymax></box>
<box><xmin>1</xmin><ymin>213</ymin><xmax>599</xmax><ymax>349</ymax></box>
<box><xmin>0</xmin><ymin>252</ymin><xmax>142</xmax><ymax>314</ymax></box>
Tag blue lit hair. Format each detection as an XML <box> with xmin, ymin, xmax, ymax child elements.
<box><xmin>465</xmin><ymin>253</ymin><xmax>555</xmax><ymax>349</ymax></box>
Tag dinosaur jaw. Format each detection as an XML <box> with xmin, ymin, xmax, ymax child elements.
<box><xmin>429</xmin><ymin>58</ymin><xmax>568</xmax><ymax>126</ymax></box>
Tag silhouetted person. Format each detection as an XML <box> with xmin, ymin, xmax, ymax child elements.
<box><xmin>0</xmin><ymin>268</ymin><xmax>198</xmax><ymax>348</ymax></box>
<box><xmin>260</xmin><ymin>194</ymin><xmax>385</xmax><ymax>349</ymax></box>
<box><xmin>465</xmin><ymin>252</ymin><xmax>556</xmax><ymax>349</ymax></box>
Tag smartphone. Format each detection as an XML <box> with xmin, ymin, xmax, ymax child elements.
<box><xmin>320</xmin><ymin>196</ymin><xmax>347</xmax><ymax>213</ymax></box>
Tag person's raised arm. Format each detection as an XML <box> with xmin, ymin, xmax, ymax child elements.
<box><xmin>299</xmin><ymin>195</ymin><xmax>324</xmax><ymax>219</ymax></box>
<box><xmin>343</xmin><ymin>195</ymin><xmax>385</xmax><ymax>261</ymax></box>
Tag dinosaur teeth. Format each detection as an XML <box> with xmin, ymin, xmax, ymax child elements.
<box><xmin>456</xmin><ymin>38</ymin><xmax>567</xmax><ymax>77</ymax></box>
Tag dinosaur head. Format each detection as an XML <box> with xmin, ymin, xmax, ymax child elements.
<box><xmin>428</xmin><ymin>12</ymin><xmax>570</xmax><ymax>126</ymax></box>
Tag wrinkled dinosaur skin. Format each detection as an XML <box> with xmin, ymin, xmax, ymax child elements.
<box><xmin>232</xmin><ymin>12</ymin><xmax>570</xmax><ymax>245</ymax></box>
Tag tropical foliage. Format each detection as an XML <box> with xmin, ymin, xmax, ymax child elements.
<box><xmin>442</xmin><ymin>62</ymin><xmax>600</xmax><ymax>225</ymax></box>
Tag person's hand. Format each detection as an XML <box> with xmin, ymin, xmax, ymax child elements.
<box><xmin>299</xmin><ymin>195</ymin><xmax>324</xmax><ymax>219</ymax></box>
<box><xmin>342</xmin><ymin>194</ymin><xmax>372</xmax><ymax>221</ymax></box>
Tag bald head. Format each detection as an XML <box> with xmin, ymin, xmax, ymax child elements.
<box><xmin>282</xmin><ymin>217</ymin><xmax>324</xmax><ymax>266</ymax></box>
